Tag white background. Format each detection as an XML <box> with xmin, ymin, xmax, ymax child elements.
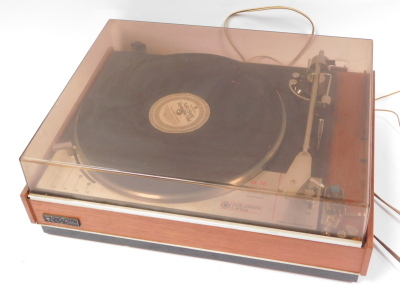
<box><xmin>1</xmin><ymin>0</ymin><xmax>399</xmax><ymax>291</ymax></box>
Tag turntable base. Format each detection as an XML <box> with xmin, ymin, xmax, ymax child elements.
<box><xmin>21</xmin><ymin>187</ymin><xmax>373</xmax><ymax>282</ymax></box>
<box><xmin>41</xmin><ymin>226</ymin><xmax>362</xmax><ymax>281</ymax></box>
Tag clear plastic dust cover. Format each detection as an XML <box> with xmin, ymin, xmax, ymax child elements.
<box><xmin>20</xmin><ymin>20</ymin><xmax>373</xmax><ymax>246</ymax></box>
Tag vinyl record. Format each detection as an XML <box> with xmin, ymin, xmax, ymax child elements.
<box><xmin>74</xmin><ymin>52</ymin><xmax>286</xmax><ymax>201</ymax></box>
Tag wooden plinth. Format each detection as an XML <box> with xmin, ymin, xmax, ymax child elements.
<box><xmin>21</xmin><ymin>187</ymin><xmax>373</xmax><ymax>278</ymax></box>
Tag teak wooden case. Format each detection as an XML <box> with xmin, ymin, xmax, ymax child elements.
<box><xmin>20</xmin><ymin>186</ymin><xmax>374</xmax><ymax>281</ymax></box>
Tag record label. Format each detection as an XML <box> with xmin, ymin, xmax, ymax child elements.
<box><xmin>149</xmin><ymin>93</ymin><xmax>210</xmax><ymax>134</ymax></box>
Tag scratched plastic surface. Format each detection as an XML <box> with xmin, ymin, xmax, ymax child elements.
<box><xmin>20</xmin><ymin>20</ymin><xmax>373</xmax><ymax>242</ymax></box>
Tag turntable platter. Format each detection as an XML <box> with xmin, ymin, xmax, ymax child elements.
<box><xmin>74</xmin><ymin>52</ymin><xmax>285</xmax><ymax>200</ymax></box>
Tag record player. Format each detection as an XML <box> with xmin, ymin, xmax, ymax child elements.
<box><xmin>19</xmin><ymin>20</ymin><xmax>374</xmax><ymax>281</ymax></box>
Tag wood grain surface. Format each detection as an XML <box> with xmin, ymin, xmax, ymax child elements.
<box><xmin>27</xmin><ymin>196</ymin><xmax>372</xmax><ymax>274</ymax></box>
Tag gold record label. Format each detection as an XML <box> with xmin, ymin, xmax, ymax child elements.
<box><xmin>149</xmin><ymin>93</ymin><xmax>210</xmax><ymax>133</ymax></box>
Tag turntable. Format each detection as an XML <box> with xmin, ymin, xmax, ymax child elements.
<box><xmin>20</xmin><ymin>20</ymin><xmax>374</xmax><ymax>281</ymax></box>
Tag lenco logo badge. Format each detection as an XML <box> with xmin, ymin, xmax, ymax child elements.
<box><xmin>43</xmin><ymin>214</ymin><xmax>80</xmax><ymax>227</ymax></box>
